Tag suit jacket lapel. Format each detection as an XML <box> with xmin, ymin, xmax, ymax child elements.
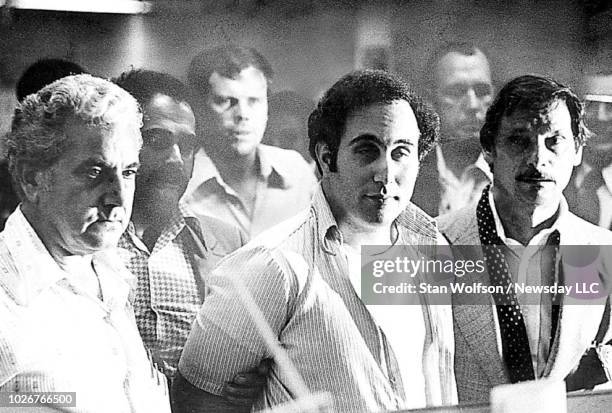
<box><xmin>444</xmin><ymin>208</ymin><xmax>508</xmax><ymax>385</ymax></box>
<box><xmin>453</xmin><ymin>251</ymin><xmax>508</xmax><ymax>385</ymax></box>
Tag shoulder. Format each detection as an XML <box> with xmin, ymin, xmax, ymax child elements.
<box><xmin>0</xmin><ymin>235</ymin><xmax>23</xmax><ymax>307</ymax></box>
<box><xmin>563</xmin><ymin>212</ymin><xmax>612</xmax><ymax>245</ymax></box>
<box><xmin>195</xmin><ymin>214</ymin><xmax>247</xmax><ymax>249</ymax></box>
<box><xmin>260</xmin><ymin>144</ymin><xmax>316</xmax><ymax>182</ymax></box>
<box><xmin>436</xmin><ymin>204</ymin><xmax>478</xmax><ymax>244</ymax></box>
<box><xmin>213</xmin><ymin>209</ymin><xmax>314</xmax><ymax>291</ymax></box>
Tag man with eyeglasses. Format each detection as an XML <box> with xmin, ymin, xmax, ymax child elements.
<box><xmin>565</xmin><ymin>71</ymin><xmax>612</xmax><ymax>229</ymax></box>
<box><xmin>412</xmin><ymin>42</ymin><xmax>494</xmax><ymax>216</ymax></box>
<box><xmin>114</xmin><ymin>70</ymin><xmax>248</xmax><ymax>381</ymax></box>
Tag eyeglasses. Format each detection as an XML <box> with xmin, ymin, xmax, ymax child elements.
<box><xmin>141</xmin><ymin>129</ymin><xmax>198</xmax><ymax>154</ymax></box>
<box><xmin>439</xmin><ymin>82</ymin><xmax>493</xmax><ymax>104</ymax></box>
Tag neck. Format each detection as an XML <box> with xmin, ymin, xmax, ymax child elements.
<box><xmin>208</xmin><ymin>145</ymin><xmax>259</xmax><ymax>185</ymax></box>
<box><xmin>491</xmin><ymin>189</ymin><xmax>560</xmax><ymax>245</ymax></box>
<box><xmin>439</xmin><ymin>145</ymin><xmax>480</xmax><ymax>176</ymax></box>
<box><xmin>131</xmin><ymin>203</ymin><xmax>178</xmax><ymax>240</ymax></box>
<box><xmin>338</xmin><ymin>221</ymin><xmax>395</xmax><ymax>249</ymax></box>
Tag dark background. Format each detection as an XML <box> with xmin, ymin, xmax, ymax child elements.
<box><xmin>1</xmin><ymin>0</ymin><xmax>611</xmax><ymax>138</ymax></box>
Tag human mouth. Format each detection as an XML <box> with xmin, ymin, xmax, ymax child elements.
<box><xmin>364</xmin><ymin>194</ymin><xmax>399</xmax><ymax>204</ymax></box>
<box><xmin>516</xmin><ymin>173</ymin><xmax>554</xmax><ymax>185</ymax></box>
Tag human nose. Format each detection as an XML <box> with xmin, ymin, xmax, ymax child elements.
<box><xmin>465</xmin><ymin>88</ymin><xmax>481</xmax><ymax>110</ymax></box>
<box><xmin>372</xmin><ymin>154</ymin><xmax>397</xmax><ymax>186</ymax></box>
<box><xmin>526</xmin><ymin>137</ymin><xmax>551</xmax><ymax>168</ymax></box>
<box><xmin>233</xmin><ymin>99</ymin><xmax>251</xmax><ymax>122</ymax></box>
<box><xmin>597</xmin><ymin>102</ymin><xmax>612</xmax><ymax>122</ymax></box>
<box><xmin>100</xmin><ymin>171</ymin><xmax>131</xmax><ymax>218</ymax></box>
<box><xmin>167</xmin><ymin>144</ymin><xmax>183</xmax><ymax>163</ymax></box>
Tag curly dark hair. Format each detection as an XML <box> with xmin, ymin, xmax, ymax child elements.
<box><xmin>480</xmin><ymin>74</ymin><xmax>589</xmax><ymax>153</ymax></box>
<box><xmin>308</xmin><ymin>69</ymin><xmax>440</xmax><ymax>174</ymax></box>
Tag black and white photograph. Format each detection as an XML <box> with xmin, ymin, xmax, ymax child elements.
<box><xmin>1</xmin><ymin>1</ymin><xmax>612</xmax><ymax>412</ymax></box>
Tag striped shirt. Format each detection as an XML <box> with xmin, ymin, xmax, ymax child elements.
<box><xmin>179</xmin><ymin>186</ymin><xmax>457</xmax><ymax>412</ymax></box>
<box><xmin>0</xmin><ymin>208</ymin><xmax>170</xmax><ymax>413</ymax></box>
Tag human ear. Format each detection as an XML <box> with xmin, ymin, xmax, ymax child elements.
<box><xmin>18</xmin><ymin>163</ymin><xmax>51</xmax><ymax>204</ymax></box>
<box><xmin>315</xmin><ymin>142</ymin><xmax>334</xmax><ymax>174</ymax></box>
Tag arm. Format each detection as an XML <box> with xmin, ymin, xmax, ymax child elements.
<box><xmin>172</xmin><ymin>371</ymin><xmax>251</xmax><ymax>413</ymax></box>
<box><xmin>175</xmin><ymin>248</ymin><xmax>295</xmax><ymax>410</ymax></box>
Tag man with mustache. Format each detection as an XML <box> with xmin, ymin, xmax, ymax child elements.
<box><xmin>412</xmin><ymin>42</ymin><xmax>494</xmax><ymax>216</ymax></box>
<box><xmin>173</xmin><ymin>70</ymin><xmax>456</xmax><ymax>413</ymax></box>
<box><xmin>114</xmin><ymin>70</ymin><xmax>248</xmax><ymax>382</ymax></box>
<box><xmin>438</xmin><ymin>75</ymin><xmax>612</xmax><ymax>403</ymax></box>
<box><xmin>0</xmin><ymin>74</ymin><xmax>170</xmax><ymax>412</ymax></box>
<box><xmin>566</xmin><ymin>71</ymin><xmax>612</xmax><ymax>228</ymax></box>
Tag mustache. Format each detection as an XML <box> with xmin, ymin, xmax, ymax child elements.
<box><xmin>516</xmin><ymin>167</ymin><xmax>554</xmax><ymax>181</ymax></box>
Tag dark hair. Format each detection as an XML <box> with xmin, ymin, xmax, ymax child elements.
<box><xmin>308</xmin><ymin>69</ymin><xmax>440</xmax><ymax>174</ymax></box>
<box><xmin>480</xmin><ymin>75</ymin><xmax>589</xmax><ymax>152</ymax></box>
<box><xmin>114</xmin><ymin>69</ymin><xmax>190</xmax><ymax>107</ymax></box>
<box><xmin>16</xmin><ymin>58</ymin><xmax>87</xmax><ymax>101</ymax></box>
<box><xmin>187</xmin><ymin>45</ymin><xmax>273</xmax><ymax>99</ymax></box>
<box><xmin>421</xmin><ymin>41</ymin><xmax>488</xmax><ymax>98</ymax></box>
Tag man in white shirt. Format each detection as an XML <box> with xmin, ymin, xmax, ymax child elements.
<box><xmin>438</xmin><ymin>75</ymin><xmax>612</xmax><ymax>403</ymax></box>
<box><xmin>0</xmin><ymin>74</ymin><xmax>169</xmax><ymax>412</ymax></box>
<box><xmin>183</xmin><ymin>45</ymin><xmax>317</xmax><ymax>238</ymax></box>
<box><xmin>173</xmin><ymin>70</ymin><xmax>456</xmax><ymax>412</ymax></box>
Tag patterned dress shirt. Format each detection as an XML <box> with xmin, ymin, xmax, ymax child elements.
<box><xmin>117</xmin><ymin>205</ymin><xmax>244</xmax><ymax>378</ymax></box>
<box><xmin>182</xmin><ymin>144</ymin><xmax>317</xmax><ymax>238</ymax></box>
<box><xmin>179</xmin><ymin>186</ymin><xmax>457</xmax><ymax>412</ymax></box>
<box><xmin>0</xmin><ymin>208</ymin><xmax>170</xmax><ymax>413</ymax></box>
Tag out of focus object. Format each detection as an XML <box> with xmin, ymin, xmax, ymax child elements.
<box><xmin>490</xmin><ymin>379</ymin><xmax>566</xmax><ymax>413</ymax></box>
<box><xmin>0</xmin><ymin>0</ymin><xmax>151</xmax><ymax>14</ymax></box>
<box><xmin>16</xmin><ymin>58</ymin><xmax>87</xmax><ymax>101</ymax></box>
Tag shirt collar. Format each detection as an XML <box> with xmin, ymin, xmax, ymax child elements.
<box><xmin>185</xmin><ymin>144</ymin><xmax>291</xmax><ymax>197</ymax></box>
<box><xmin>122</xmin><ymin>203</ymin><xmax>209</xmax><ymax>257</ymax></box>
<box><xmin>487</xmin><ymin>187</ymin><xmax>570</xmax><ymax>246</ymax></box>
<box><xmin>312</xmin><ymin>185</ymin><xmax>344</xmax><ymax>254</ymax></box>
<box><xmin>437</xmin><ymin>146</ymin><xmax>492</xmax><ymax>183</ymax></box>
<box><xmin>1</xmin><ymin>207</ymin><xmax>130</xmax><ymax>306</ymax></box>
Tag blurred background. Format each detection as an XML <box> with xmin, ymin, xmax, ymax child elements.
<box><xmin>0</xmin><ymin>0</ymin><xmax>611</xmax><ymax>137</ymax></box>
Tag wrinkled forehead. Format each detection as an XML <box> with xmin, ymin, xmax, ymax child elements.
<box><xmin>436</xmin><ymin>50</ymin><xmax>492</xmax><ymax>87</ymax></box>
<box><xmin>584</xmin><ymin>75</ymin><xmax>612</xmax><ymax>103</ymax></box>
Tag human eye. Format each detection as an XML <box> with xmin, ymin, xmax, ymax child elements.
<box><xmin>391</xmin><ymin>146</ymin><xmax>412</xmax><ymax>161</ymax></box>
<box><xmin>86</xmin><ymin>166</ymin><xmax>103</xmax><ymax>180</ymax></box>
<box><xmin>211</xmin><ymin>95</ymin><xmax>233</xmax><ymax>110</ymax></box>
<box><xmin>545</xmin><ymin>134</ymin><xmax>568</xmax><ymax>151</ymax></box>
<box><xmin>354</xmin><ymin>143</ymin><xmax>379</xmax><ymax>161</ymax></box>
<box><xmin>507</xmin><ymin>134</ymin><xmax>530</xmax><ymax>148</ymax></box>
<box><xmin>122</xmin><ymin>168</ymin><xmax>138</xmax><ymax>179</ymax></box>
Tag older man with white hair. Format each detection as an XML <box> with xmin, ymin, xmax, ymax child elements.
<box><xmin>0</xmin><ymin>74</ymin><xmax>169</xmax><ymax>412</ymax></box>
